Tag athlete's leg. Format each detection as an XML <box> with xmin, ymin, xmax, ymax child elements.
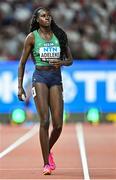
<box><xmin>49</xmin><ymin>85</ymin><xmax>63</xmax><ymax>151</ymax></box>
<box><xmin>32</xmin><ymin>83</ymin><xmax>50</xmax><ymax>165</ymax></box>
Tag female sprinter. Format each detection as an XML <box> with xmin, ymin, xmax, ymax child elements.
<box><xmin>18</xmin><ymin>7</ymin><xmax>73</xmax><ymax>175</ymax></box>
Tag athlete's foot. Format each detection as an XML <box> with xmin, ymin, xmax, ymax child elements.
<box><xmin>43</xmin><ymin>164</ymin><xmax>51</xmax><ymax>175</ymax></box>
<box><xmin>49</xmin><ymin>152</ymin><xmax>56</xmax><ymax>170</ymax></box>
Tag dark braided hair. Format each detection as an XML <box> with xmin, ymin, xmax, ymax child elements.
<box><xmin>29</xmin><ymin>7</ymin><xmax>68</xmax><ymax>59</ymax></box>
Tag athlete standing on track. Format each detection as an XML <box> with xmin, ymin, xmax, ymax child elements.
<box><xmin>18</xmin><ymin>7</ymin><xmax>73</xmax><ymax>175</ymax></box>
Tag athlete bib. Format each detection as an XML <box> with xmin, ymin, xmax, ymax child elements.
<box><xmin>39</xmin><ymin>46</ymin><xmax>60</xmax><ymax>62</ymax></box>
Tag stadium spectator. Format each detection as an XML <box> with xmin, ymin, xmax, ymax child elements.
<box><xmin>0</xmin><ymin>0</ymin><xmax>116</xmax><ymax>60</ymax></box>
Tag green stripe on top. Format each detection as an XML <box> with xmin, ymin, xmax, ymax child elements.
<box><xmin>32</xmin><ymin>30</ymin><xmax>61</xmax><ymax>66</ymax></box>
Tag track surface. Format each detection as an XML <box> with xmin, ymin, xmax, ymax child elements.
<box><xmin>0</xmin><ymin>123</ymin><xmax>116</xmax><ymax>179</ymax></box>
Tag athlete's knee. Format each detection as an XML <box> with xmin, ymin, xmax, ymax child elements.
<box><xmin>40</xmin><ymin>119</ymin><xmax>49</xmax><ymax>129</ymax></box>
<box><xmin>53</xmin><ymin>122</ymin><xmax>63</xmax><ymax>132</ymax></box>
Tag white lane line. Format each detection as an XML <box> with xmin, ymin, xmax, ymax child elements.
<box><xmin>76</xmin><ymin>123</ymin><xmax>90</xmax><ymax>180</ymax></box>
<box><xmin>0</xmin><ymin>125</ymin><xmax>38</xmax><ymax>159</ymax></box>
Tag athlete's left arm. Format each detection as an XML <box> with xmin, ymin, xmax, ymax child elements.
<box><xmin>62</xmin><ymin>46</ymin><xmax>73</xmax><ymax>66</ymax></box>
<box><xmin>49</xmin><ymin>46</ymin><xmax>73</xmax><ymax>67</ymax></box>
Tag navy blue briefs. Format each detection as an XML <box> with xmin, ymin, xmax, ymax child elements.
<box><xmin>32</xmin><ymin>67</ymin><xmax>62</xmax><ymax>88</ymax></box>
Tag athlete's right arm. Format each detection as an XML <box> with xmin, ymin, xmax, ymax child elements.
<box><xmin>18</xmin><ymin>33</ymin><xmax>34</xmax><ymax>101</ymax></box>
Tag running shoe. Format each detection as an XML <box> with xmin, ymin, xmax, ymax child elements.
<box><xmin>43</xmin><ymin>164</ymin><xmax>51</xmax><ymax>175</ymax></box>
<box><xmin>49</xmin><ymin>152</ymin><xmax>56</xmax><ymax>170</ymax></box>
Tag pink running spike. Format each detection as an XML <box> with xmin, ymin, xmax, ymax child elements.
<box><xmin>43</xmin><ymin>164</ymin><xmax>51</xmax><ymax>175</ymax></box>
<box><xmin>49</xmin><ymin>152</ymin><xmax>56</xmax><ymax>170</ymax></box>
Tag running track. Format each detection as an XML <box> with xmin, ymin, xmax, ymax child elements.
<box><xmin>0</xmin><ymin>123</ymin><xmax>116</xmax><ymax>179</ymax></box>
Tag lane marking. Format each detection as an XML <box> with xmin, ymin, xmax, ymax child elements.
<box><xmin>76</xmin><ymin>123</ymin><xmax>90</xmax><ymax>180</ymax></box>
<box><xmin>0</xmin><ymin>125</ymin><xmax>38</xmax><ymax>159</ymax></box>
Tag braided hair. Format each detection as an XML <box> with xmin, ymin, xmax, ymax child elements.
<box><xmin>29</xmin><ymin>7</ymin><xmax>68</xmax><ymax>59</ymax></box>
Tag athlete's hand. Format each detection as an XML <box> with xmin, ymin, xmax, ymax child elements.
<box><xmin>49</xmin><ymin>59</ymin><xmax>63</xmax><ymax>68</ymax></box>
<box><xmin>18</xmin><ymin>87</ymin><xmax>26</xmax><ymax>101</ymax></box>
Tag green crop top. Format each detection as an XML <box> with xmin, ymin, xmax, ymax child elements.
<box><xmin>32</xmin><ymin>30</ymin><xmax>61</xmax><ymax>66</ymax></box>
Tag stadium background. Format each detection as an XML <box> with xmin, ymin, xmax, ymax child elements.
<box><xmin>0</xmin><ymin>0</ymin><xmax>116</xmax><ymax>124</ymax></box>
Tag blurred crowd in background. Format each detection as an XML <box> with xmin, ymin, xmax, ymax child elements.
<box><xmin>0</xmin><ymin>0</ymin><xmax>116</xmax><ymax>61</ymax></box>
